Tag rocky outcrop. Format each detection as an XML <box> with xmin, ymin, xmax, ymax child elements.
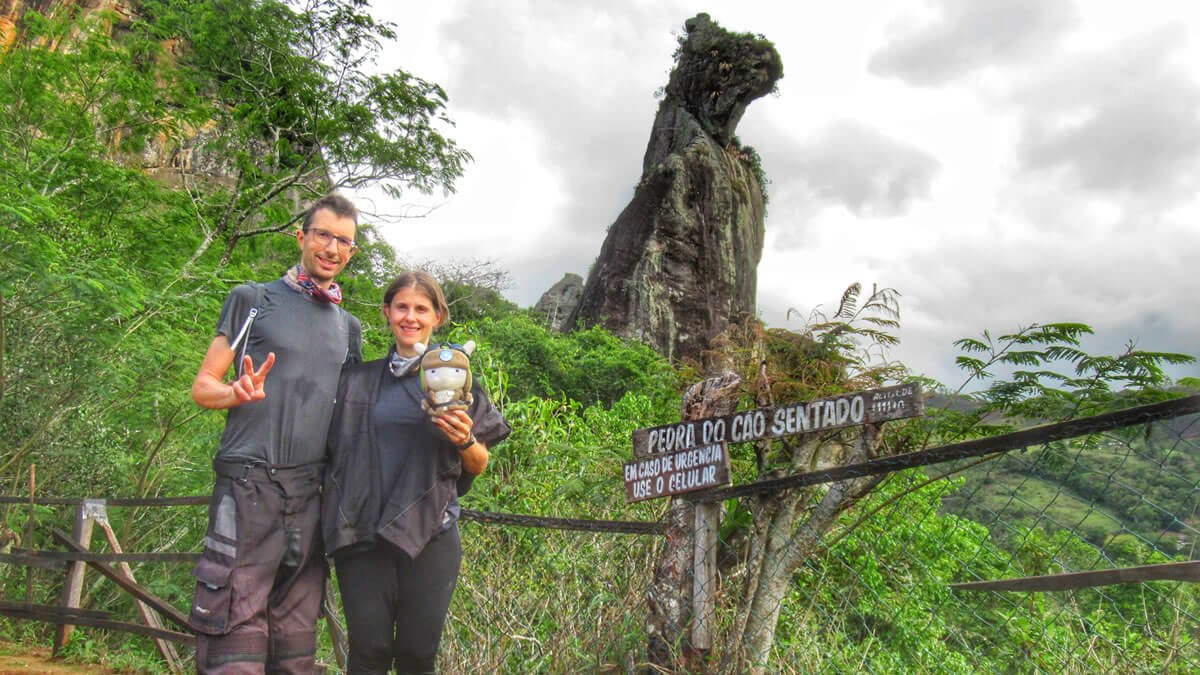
<box><xmin>566</xmin><ymin>13</ymin><xmax>782</xmax><ymax>364</ymax></box>
<box><xmin>1</xmin><ymin>1</ymin><xmax>133</xmax><ymax>52</ymax></box>
<box><xmin>534</xmin><ymin>273</ymin><xmax>584</xmax><ymax>331</ymax></box>
<box><xmin>2</xmin><ymin>1</ymin><xmax>253</xmax><ymax>189</ymax></box>
<box><xmin>2</xmin><ymin>1</ymin><xmax>51</xmax><ymax>51</ymax></box>
<box><xmin>141</xmin><ymin>118</ymin><xmax>238</xmax><ymax>189</ymax></box>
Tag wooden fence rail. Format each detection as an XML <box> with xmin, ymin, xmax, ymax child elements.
<box><xmin>1</xmin><ymin>394</ymin><xmax>1196</xmax><ymax>672</ymax></box>
<box><xmin>0</xmin><ymin>551</ymin><xmax>200</xmax><ymax>565</ymax></box>
<box><xmin>0</xmin><ymin>495</ymin><xmax>347</xmax><ymax>673</ymax></box>
<box><xmin>0</xmin><ymin>494</ymin><xmax>656</xmax><ymax>671</ymax></box>
<box><xmin>0</xmin><ymin>601</ymin><xmax>193</xmax><ymax>645</ymax></box>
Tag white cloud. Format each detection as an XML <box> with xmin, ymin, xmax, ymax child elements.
<box><xmin>433</xmin><ymin>1</ymin><xmax>680</xmax><ymax>236</ymax></box>
<box><xmin>766</xmin><ymin>119</ymin><xmax>940</xmax><ymax>232</ymax></box>
<box><xmin>359</xmin><ymin>1</ymin><xmax>1200</xmax><ymax>386</ymax></box>
<box><xmin>1013</xmin><ymin>26</ymin><xmax>1200</xmax><ymax>202</ymax></box>
<box><xmin>870</xmin><ymin>0</ymin><xmax>1081</xmax><ymax>86</ymax></box>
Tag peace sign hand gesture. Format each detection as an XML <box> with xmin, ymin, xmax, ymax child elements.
<box><xmin>231</xmin><ymin>352</ymin><xmax>276</xmax><ymax>403</ymax></box>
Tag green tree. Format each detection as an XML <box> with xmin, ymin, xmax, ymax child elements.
<box><xmin>0</xmin><ymin>11</ymin><xmax>208</xmax><ymax>498</ymax></box>
<box><xmin>687</xmin><ymin>285</ymin><xmax>1195</xmax><ymax>672</ymax></box>
<box><xmin>0</xmin><ymin>7</ymin><xmax>475</xmax><ymax>663</ymax></box>
<box><xmin>135</xmin><ymin>0</ymin><xmax>471</xmax><ymax>269</ymax></box>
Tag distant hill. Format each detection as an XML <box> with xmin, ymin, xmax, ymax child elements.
<box><xmin>930</xmin><ymin>389</ymin><xmax>1200</xmax><ymax>550</ymax></box>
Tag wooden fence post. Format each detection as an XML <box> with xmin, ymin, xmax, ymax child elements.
<box><xmin>323</xmin><ymin>584</ymin><xmax>348</xmax><ymax>670</ymax></box>
<box><xmin>95</xmin><ymin>511</ymin><xmax>184</xmax><ymax>673</ymax></box>
<box><xmin>24</xmin><ymin>464</ymin><xmax>34</xmax><ymax>603</ymax></box>
<box><xmin>692</xmin><ymin>498</ymin><xmax>718</xmax><ymax>652</ymax></box>
<box><xmin>53</xmin><ymin>498</ymin><xmax>101</xmax><ymax>653</ymax></box>
<box><xmin>646</xmin><ymin>372</ymin><xmax>741</xmax><ymax>671</ymax></box>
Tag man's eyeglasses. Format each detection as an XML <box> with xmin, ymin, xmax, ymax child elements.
<box><xmin>307</xmin><ymin>228</ymin><xmax>357</xmax><ymax>252</ymax></box>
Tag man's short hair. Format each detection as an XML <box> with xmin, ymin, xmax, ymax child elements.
<box><xmin>302</xmin><ymin>193</ymin><xmax>359</xmax><ymax>231</ymax></box>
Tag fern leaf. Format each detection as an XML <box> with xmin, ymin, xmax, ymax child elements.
<box><xmin>834</xmin><ymin>283</ymin><xmax>861</xmax><ymax>319</ymax></box>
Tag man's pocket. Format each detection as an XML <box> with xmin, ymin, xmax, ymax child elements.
<box><xmin>189</xmin><ymin>556</ymin><xmax>234</xmax><ymax>635</ymax></box>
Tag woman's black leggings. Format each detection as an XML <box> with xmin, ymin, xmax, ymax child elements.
<box><xmin>334</xmin><ymin>527</ymin><xmax>462</xmax><ymax>674</ymax></box>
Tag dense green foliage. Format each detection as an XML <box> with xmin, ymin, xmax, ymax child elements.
<box><xmin>465</xmin><ymin>314</ymin><xmax>683</xmax><ymax>409</ymax></box>
<box><xmin>1</xmin><ymin>4</ymin><xmax>1198</xmax><ymax>673</ymax></box>
<box><xmin>137</xmin><ymin>0</ymin><xmax>470</xmax><ymax>268</ymax></box>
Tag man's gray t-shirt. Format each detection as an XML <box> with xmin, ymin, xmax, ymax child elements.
<box><xmin>215</xmin><ymin>279</ymin><xmax>362</xmax><ymax>465</ymax></box>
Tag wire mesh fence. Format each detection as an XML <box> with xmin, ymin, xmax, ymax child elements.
<box><xmin>435</xmin><ymin>400</ymin><xmax>1199</xmax><ymax>673</ymax></box>
<box><xmin>1</xmin><ymin>400</ymin><xmax>1197</xmax><ymax>673</ymax></box>
<box><xmin>702</xmin><ymin>405</ymin><xmax>1199</xmax><ymax>672</ymax></box>
<box><xmin>440</xmin><ymin>524</ymin><xmax>659</xmax><ymax>672</ymax></box>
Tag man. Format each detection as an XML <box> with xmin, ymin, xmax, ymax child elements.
<box><xmin>188</xmin><ymin>193</ymin><xmax>362</xmax><ymax>673</ymax></box>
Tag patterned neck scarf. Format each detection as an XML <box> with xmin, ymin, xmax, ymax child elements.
<box><xmin>388</xmin><ymin>349</ymin><xmax>420</xmax><ymax>378</ymax></box>
<box><xmin>284</xmin><ymin>264</ymin><xmax>343</xmax><ymax>304</ymax></box>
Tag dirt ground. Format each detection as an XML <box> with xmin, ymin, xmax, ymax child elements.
<box><xmin>0</xmin><ymin>642</ymin><xmax>120</xmax><ymax>674</ymax></box>
<box><xmin>0</xmin><ymin>642</ymin><xmax>341</xmax><ymax>673</ymax></box>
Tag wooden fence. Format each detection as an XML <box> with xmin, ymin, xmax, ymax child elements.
<box><xmin>0</xmin><ymin>493</ymin><xmax>347</xmax><ymax>674</ymax></box>
<box><xmin>1</xmin><ymin>393</ymin><xmax>1197</xmax><ymax>672</ymax></box>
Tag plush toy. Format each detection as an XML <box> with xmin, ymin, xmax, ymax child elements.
<box><xmin>413</xmin><ymin>341</ymin><xmax>475</xmax><ymax>416</ymax></box>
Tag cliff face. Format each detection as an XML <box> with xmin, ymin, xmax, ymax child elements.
<box><xmin>1</xmin><ymin>1</ymin><xmax>132</xmax><ymax>51</ymax></box>
<box><xmin>2</xmin><ymin>1</ymin><xmax>246</xmax><ymax>188</ymax></box>
<box><xmin>566</xmin><ymin>14</ymin><xmax>782</xmax><ymax>363</ymax></box>
<box><xmin>1</xmin><ymin>1</ymin><xmax>49</xmax><ymax>50</ymax></box>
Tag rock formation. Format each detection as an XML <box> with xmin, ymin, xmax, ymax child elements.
<box><xmin>566</xmin><ymin>13</ymin><xmax>781</xmax><ymax>364</ymax></box>
<box><xmin>534</xmin><ymin>273</ymin><xmax>584</xmax><ymax>331</ymax></box>
<box><xmin>1</xmin><ymin>0</ymin><xmax>222</xmax><ymax>186</ymax></box>
<box><xmin>1</xmin><ymin>1</ymin><xmax>133</xmax><ymax>52</ymax></box>
<box><xmin>2</xmin><ymin>1</ymin><xmax>293</xmax><ymax>194</ymax></box>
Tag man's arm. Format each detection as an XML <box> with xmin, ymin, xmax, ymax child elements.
<box><xmin>191</xmin><ymin>335</ymin><xmax>275</xmax><ymax>410</ymax></box>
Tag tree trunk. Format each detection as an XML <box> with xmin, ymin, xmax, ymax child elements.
<box><xmin>646</xmin><ymin>497</ymin><xmax>697</xmax><ymax>667</ymax></box>
<box><xmin>727</xmin><ymin>426</ymin><xmax>884</xmax><ymax>673</ymax></box>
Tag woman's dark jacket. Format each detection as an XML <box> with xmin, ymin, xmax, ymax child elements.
<box><xmin>322</xmin><ymin>357</ymin><xmax>510</xmax><ymax>559</ymax></box>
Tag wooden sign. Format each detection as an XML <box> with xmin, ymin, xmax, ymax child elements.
<box><xmin>632</xmin><ymin>382</ymin><xmax>923</xmax><ymax>458</ymax></box>
<box><xmin>624</xmin><ymin>443</ymin><xmax>731</xmax><ymax>503</ymax></box>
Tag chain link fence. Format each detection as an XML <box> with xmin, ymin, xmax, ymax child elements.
<box><xmin>443</xmin><ymin>525</ymin><xmax>657</xmax><ymax>672</ymax></box>
<box><xmin>1</xmin><ymin>400</ymin><xmax>1196</xmax><ymax>672</ymax></box>
<box><xmin>438</xmin><ymin>400</ymin><xmax>1200</xmax><ymax>673</ymax></box>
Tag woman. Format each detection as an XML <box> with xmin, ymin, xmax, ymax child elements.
<box><xmin>323</xmin><ymin>271</ymin><xmax>510</xmax><ymax>674</ymax></box>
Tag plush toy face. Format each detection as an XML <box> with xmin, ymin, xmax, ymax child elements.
<box><xmin>424</xmin><ymin>365</ymin><xmax>469</xmax><ymax>403</ymax></box>
<box><xmin>414</xmin><ymin>340</ymin><xmax>476</xmax><ymax>415</ymax></box>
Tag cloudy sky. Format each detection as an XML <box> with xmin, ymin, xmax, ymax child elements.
<box><xmin>354</xmin><ymin>0</ymin><xmax>1200</xmax><ymax>388</ymax></box>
